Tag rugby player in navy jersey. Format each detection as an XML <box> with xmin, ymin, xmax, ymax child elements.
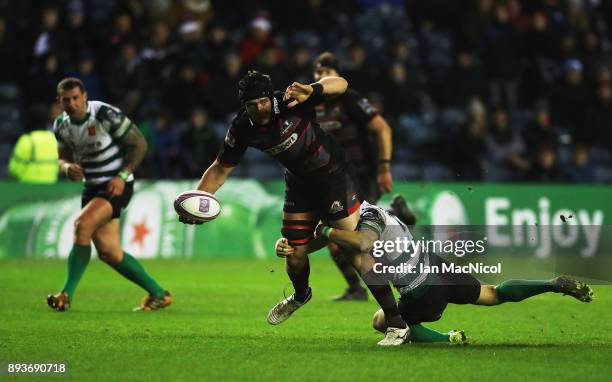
<box><xmin>313</xmin><ymin>52</ymin><xmax>416</xmax><ymax>301</ymax></box>
<box><xmin>179</xmin><ymin>71</ymin><xmax>408</xmax><ymax>330</ymax></box>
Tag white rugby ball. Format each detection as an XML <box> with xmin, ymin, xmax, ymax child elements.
<box><xmin>174</xmin><ymin>190</ymin><xmax>221</xmax><ymax>222</ymax></box>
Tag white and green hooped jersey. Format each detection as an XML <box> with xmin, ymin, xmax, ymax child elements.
<box><xmin>358</xmin><ymin>201</ymin><xmax>430</xmax><ymax>294</ymax></box>
<box><xmin>53</xmin><ymin>101</ymin><xmax>135</xmax><ymax>185</ymax></box>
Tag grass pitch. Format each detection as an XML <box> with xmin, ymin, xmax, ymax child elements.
<box><xmin>1</xmin><ymin>257</ymin><xmax>610</xmax><ymax>381</ymax></box>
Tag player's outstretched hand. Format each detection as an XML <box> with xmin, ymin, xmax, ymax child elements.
<box><xmin>275</xmin><ymin>237</ymin><xmax>294</xmax><ymax>257</ymax></box>
<box><xmin>283</xmin><ymin>82</ymin><xmax>313</xmax><ymax>108</ymax></box>
<box><xmin>106</xmin><ymin>177</ymin><xmax>125</xmax><ymax>198</ymax></box>
<box><xmin>178</xmin><ymin>216</ymin><xmax>203</xmax><ymax>225</ymax></box>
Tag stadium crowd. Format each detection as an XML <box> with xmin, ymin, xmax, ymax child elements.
<box><xmin>1</xmin><ymin>0</ymin><xmax>611</xmax><ymax>182</ymax></box>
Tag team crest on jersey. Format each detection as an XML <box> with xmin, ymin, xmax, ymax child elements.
<box><xmin>280</xmin><ymin>120</ymin><xmax>294</xmax><ymax>135</ymax></box>
<box><xmin>106</xmin><ymin>108</ymin><xmax>122</xmax><ymax>125</ymax></box>
<box><xmin>329</xmin><ymin>200</ymin><xmax>344</xmax><ymax>214</ymax></box>
<box><xmin>358</xmin><ymin>98</ymin><xmax>377</xmax><ymax>116</ymax></box>
<box><xmin>87</xmin><ymin>124</ymin><xmax>96</xmax><ymax>136</ymax></box>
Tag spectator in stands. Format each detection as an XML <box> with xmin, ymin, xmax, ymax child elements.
<box><xmin>343</xmin><ymin>43</ymin><xmax>377</xmax><ymax>93</ymax></box>
<box><xmin>141</xmin><ymin>21</ymin><xmax>176</xmax><ymax>92</ymax></box>
<box><xmin>584</xmin><ymin>82</ymin><xmax>612</xmax><ymax>151</ymax></box>
<box><xmin>206</xmin><ymin>53</ymin><xmax>243</xmax><ymax>121</ymax></box>
<box><xmin>442</xmin><ymin>51</ymin><xmax>486</xmax><ymax>108</ymax></box>
<box><xmin>0</xmin><ymin>16</ymin><xmax>25</xmax><ymax>82</ymax></box>
<box><xmin>105</xmin><ymin>41</ymin><xmax>148</xmax><ymax>110</ymax></box>
<box><xmin>381</xmin><ymin>62</ymin><xmax>421</xmax><ymax>118</ymax></box>
<box><xmin>550</xmin><ymin>59</ymin><xmax>588</xmax><ymax>134</ymax></box>
<box><xmin>452</xmin><ymin>98</ymin><xmax>488</xmax><ymax>180</ymax></box>
<box><xmin>582</xmin><ymin>32</ymin><xmax>608</xmax><ymax>82</ymax></box>
<box><xmin>564</xmin><ymin>143</ymin><xmax>596</xmax><ymax>183</ymax></box>
<box><xmin>177</xmin><ymin>20</ymin><xmax>208</xmax><ymax>68</ymax></box>
<box><xmin>64</xmin><ymin>1</ymin><xmax>92</xmax><ymax>68</ymax></box>
<box><xmin>239</xmin><ymin>17</ymin><xmax>276</xmax><ymax>66</ymax></box>
<box><xmin>522</xmin><ymin>99</ymin><xmax>558</xmax><ymax>161</ymax></box>
<box><xmin>527</xmin><ymin>144</ymin><xmax>562</xmax><ymax>182</ymax></box>
<box><xmin>31</xmin><ymin>6</ymin><xmax>68</xmax><ymax>64</ymax></box>
<box><xmin>68</xmin><ymin>50</ymin><xmax>104</xmax><ymax>100</ymax></box>
<box><xmin>28</xmin><ymin>53</ymin><xmax>63</xmax><ymax>105</ymax></box>
<box><xmin>285</xmin><ymin>47</ymin><xmax>312</xmax><ymax>85</ymax></box>
<box><xmin>389</xmin><ymin>39</ymin><xmax>427</xmax><ymax>92</ymax></box>
<box><xmin>103</xmin><ymin>12</ymin><xmax>135</xmax><ymax>61</ymax></box>
<box><xmin>458</xmin><ymin>0</ymin><xmax>494</xmax><ymax>51</ymax></box>
<box><xmin>480</xmin><ymin>3</ymin><xmax>520</xmax><ymax>110</ymax></box>
<box><xmin>163</xmin><ymin>60</ymin><xmax>208</xmax><ymax>122</ymax></box>
<box><xmin>486</xmin><ymin>106</ymin><xmax>530</xmax><ymax>180</ymax></box>
<box><xmin>180</xmin><ymin>108</ymin><xmax>219</xmax><ymax>178</ymax></box>
<box><xmin>255</xmin><ymin>46</ymin><xmax>287</xmax><ymax>86</ymax></box>
<box><xmin>206</xmin><ymin>22</ymin><xmax>233</xmax><ymax>74</ymax></box>
<box><xmin>520</xmin><ymin>12</ymin><xmax>559</xmax><ymax>103</ymax></box>
<box><xmin>148</xmin><ymin>109</ymin><xmax>181</xmax><ymax>178</ymax></box>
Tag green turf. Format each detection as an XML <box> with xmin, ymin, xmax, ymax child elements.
<box><xmin>1</xmin><ymin>257</ymin><xmax>610</xmax><ymax>381</ymax></box>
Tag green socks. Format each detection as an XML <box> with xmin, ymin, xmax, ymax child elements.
<box><xmin>109</xmin><ymin>253</ymin><xmax>165</xmax><ymax>298</ymax></box>
<box><xmin>62</xmin><ymin>247</ymin><xmax>164</xmax><ymax>300</ymax></box>
<box><xmin>409</xmin><ymin>324</ymin><xmax>450</xmax><ymax>343</ymax></box>
<box><xmin>62</xmin><ymin>244</ymin><xmax>92</xmax><ymax>299</ymax></box>
<box><xmin>495</xmin><ymin>279</ymin><xmax>554</xmax><ymax>302</ymax></box>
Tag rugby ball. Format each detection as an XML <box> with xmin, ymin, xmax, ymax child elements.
<box><xmin>174</xmin><ymin>190</ymin><xmax>221</xmax><ymax>223</ymax></box>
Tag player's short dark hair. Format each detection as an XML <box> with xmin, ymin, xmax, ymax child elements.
<box><xmin>314</xmin><ymin>52</ymin><xmax>340</xmax><ymax>72</ymax></box>
<box><xmin>238</xmin><ymin>70</ymin><xmax>273</xmax><ymax>104</ymax></box>
<box><xmin>57</xmin><ymin>77</ymin><xmax>85</xmax><ymax>95</ymax></box>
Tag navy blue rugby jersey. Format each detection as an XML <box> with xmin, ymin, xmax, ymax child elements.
<box><xmin>218</xmin><ymin>90</ymin><xmax>346</xmax><ymax>179</ymax></box>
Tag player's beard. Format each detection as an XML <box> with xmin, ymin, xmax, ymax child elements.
<box><xmin>252</xmin><ymin>112</ymin><xmax>271</xmax><ymax>125</ymax></box>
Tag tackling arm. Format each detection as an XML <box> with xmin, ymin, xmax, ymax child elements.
<box><xmin>317</xmin><ymin>224</ymin><xmax>378</xmax><ymax>254</ymax></box>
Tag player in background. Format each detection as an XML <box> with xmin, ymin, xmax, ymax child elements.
<box><xmin>275</xmin><ymin>201</ymin><xmax>593</xmax><ymax>345</ymax></box>
<box><xmin>313</xmin><ymin>52</ymin><xmax>415</xmax><ymax>301</ymax></box>
<box><xmin>47</xmin><ymin>77</ymin><xmax>171</xmax><ymax>312</ymax></box>
<box><xmin>179</xmin><ymin>71</ymin><xmax>408</xmax><ymax>332</ymax></box>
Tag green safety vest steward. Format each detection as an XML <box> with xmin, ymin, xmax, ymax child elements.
<box><xmin>8</xmin><ymin>130</ymin><xmax>59</xmax><ymax>183</ymax></box>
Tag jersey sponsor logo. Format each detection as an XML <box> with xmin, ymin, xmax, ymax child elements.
<box><xmin>263</xmin><ymin>133</ymin><xmax>298</xmax><ymax>156</ymax></box>
<box><xmin>319</xmin><ymin>121</ymin><xmax>342</xmax><ymax>133</ymax></box>
<box><xmin>85</xmin><ymin>141</ymin><xmax>102</xmax><ymax>150</ymax></box>
<box><xmin>329</xmin><ymin>200</ymin><xmax>344</xmax><ymax>214</ymax></box>
<box><xmin>225</xmin><ymin>130</ymin><xmax>236</xmax><ymax>148</ymax></box>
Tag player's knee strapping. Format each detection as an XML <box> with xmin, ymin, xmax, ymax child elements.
<box><xmin>281</xmin><ymin>219</ymin><xmax>316</xmax><ymax>246</ymax></box>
